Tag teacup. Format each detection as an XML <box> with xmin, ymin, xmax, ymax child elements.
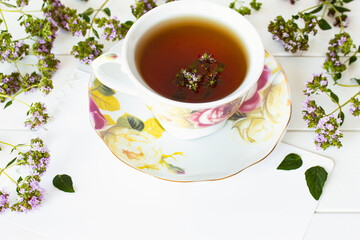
<box><xmin>91</xmin><ymin>0</ymin><xmax>264</xmax><ymax>140</ymax></box>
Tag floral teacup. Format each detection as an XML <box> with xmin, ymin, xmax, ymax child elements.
<box><xmin>91</xmin><ymin>1</ymin><xmax>264</xmax><ymax>139</ymax></box>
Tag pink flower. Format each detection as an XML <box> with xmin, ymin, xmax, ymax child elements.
<box><xmin>190</xmin><ymin>104</ymin><xmax>233</xmax><ymax>127</ymax></box>
<box><xmin>90</xmin><ymin>97</ymin><xmax>107</xmax><ymax>130</ymax></box>
<box><xmin>238</xmin><ymin>65</ymin><xmax>271</xmax><ymax>113</ymax></box>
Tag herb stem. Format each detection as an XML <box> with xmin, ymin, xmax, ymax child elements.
<box><xmin>13</xmin><ymin>84</ymin><xmax>39</xmax><ymax>98</ymax></box>
<box><xmin>321</xmin><ymin>2</ymin><xmax>328</xmax><ymax>19</ymax></box>
<box><xmin>14</xmin><ymin>35</ymin><xmax>31</xmax><ymax>41</ymax></box>
<box><xmin>327</xmin><ymin>91</ymin><xmax>360</xmax><ymax>116</ymax></box>
<box><xmin>300</xmin><ymin>3</ymin><xmax>323</xmax><ymax>13</ymax></box>
<box><xmin>16</xmin><ymin>62</ymin><xmax>35</xmax><ymax>67</ymax></box>
<box><xmin>344</xmin><ymin>51</ymin><xmax>358</xmax><ymax>64</ymax></box>
<box><xmin>2</xmin><ymin>171</ymin><xmax>18</xmax><ymax>184</ymax></box>
<box><xmin>0</xmin><ymin>94</ymin><xmax>31</xmax><ymax>107</ymax></box>
<box><xmin>0</xmin><ymin>140</ymin><xmax>17</xmax><ymax>149</ymax></box>
<box><xmin>325</xmin><ymin>91</ymin><xmax>342</xmax><ymax>111</ymax></box>
<box><xmin>0</xmin><ymin>9</ymin><xmax>8</xmax><ymax>31</ymax></box>
<box><xmin>329</xmin><ymin>2</ymin><xmax>344</xmax><ymax>32</ymax></box>
<box><xmin>0</xmin><ymin>9</ymin><xmax>41</xmax><ymax>13</ymax></box>
<box><xmin>336</xmin><ymin>83</ymin><xmax>360</xmax><ymax>87</ymax></box>
<box><xmin>0</xmin><ymin>140</ymin><xmax>28</xmax><ymax>153</ymax></box>
<box><xmin>14</xmin><ymin>62</ymin><xmax>25</xmax><ymax>80</ymax></box>
<box><xmin>88</xmin><ymin>0</ymin><xmax>109</xmax><ymax>37</ymax></box>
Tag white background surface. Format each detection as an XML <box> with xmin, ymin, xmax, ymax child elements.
<box><xmin>1</xmin><ymin>0</ymin><xmax>360</xmax><ymax>239</ymax></box>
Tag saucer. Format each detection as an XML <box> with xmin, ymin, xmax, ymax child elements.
<box><xmin>88</xmin><ymin>51</ymin><xmax>291</xmax><ymax>182</ymax></box>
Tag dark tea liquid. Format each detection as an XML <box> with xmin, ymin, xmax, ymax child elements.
<box><xmin>136</xmin><ymin>17</ymin><xmax>248</xmax><ymax>103</ymax></box>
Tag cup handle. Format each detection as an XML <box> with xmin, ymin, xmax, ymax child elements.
<box><xmin>91</xmin><ymin>52</ymin><xmax>138</xmax><ymax>96</ymax></box>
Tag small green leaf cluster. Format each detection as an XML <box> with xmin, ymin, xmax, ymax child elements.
<box><xmin>302</xmin><ymin>98</ymin><xmax>326</xmax><ymax>129</ymax></box>
<box><xmin>36</xmin><ymin>54</ymin><xmax>60</xmax><ymax>78</ymax></box>
<box><xmin>3</xmin><ymin>0</ymin><xmax>30</xmax><ymax>7</ymax></box>
<box><xmin>304</xmin><ymin>73</ymin><xmax>328</xmax><ymax>96</ymax></box>
<box><xmin>349</xmin><ymin>97</ymin><xmax>360</xmax><ymax>118</ymax></box>
<box><xmin>20</xmin><ymin>15</ymin><xmax>58</xmax><ymax>42</ymax></box>
<box><xmin>315</xmin><ymin>115</ymin><xmax>343</xmax><ymax>150</ymax></box>
<box><xmin>229</xmin><ymin>0</ymin><xmax>262</xmax><ymax>16</ymax></box>
<box><xmin>131</xmin><ymin>0</ymin><xmax>157</xmax><ymax>19</ymax></box>
<box><xmin>24</xmin><ymin>102</ymin><xmax>49</xmax><ymax>129</ymax></box>
<box><xmin>22</xmin><ymin>72</ymin><xmax>42</xmax><ymax>91</ymax></box>
<box><xmin>268</xmin><ymin>13</ymin><xmax>318</xmax><ymax>53</ymax></box>
<box><xmin>174</xmin><ymin>53</ymin><xmax>224</xmax><ymax>99</ymax></box>
<box><xmin>31</xmin><ymin>39</ymin><xmax>53</xmax><ymax>57</ymax></box>
<box><xmin>71</xmin><ymin>37</ymin><xmax>103</xmax><ymax>65</ymax></box>
<box><xmin>0</xmin><ymin>31</ymin><xmax>30</xmax><ymax>62</ymax></box>
<box><xmin>323</xmin><ymin>32</ymin><xmax>357</xmax><ymax>78</ymax></box>
<box><xmin>0</xmin><ymin>138</ymin><xmax>50</xmax><ymax>213</ymax></box>
<box><xmin>277</xmin><ymin>153</ymin><xmax>328</xmax><ymax>200</ymax></box>
<box><xmin>0</xmin><ymin>72</ymin><xmax>22</xmax><ymax>102</ymax></box>
<box><xmin>94</xmin><ymin>17</ymin><xmax>134</xmax><ymax>41</ymax></box>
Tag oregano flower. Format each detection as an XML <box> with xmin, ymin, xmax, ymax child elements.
<box><xmin>25</xmin><ymin>102</ymin><xmax>49</xmax><ymax>130</ymax></box>
<box><xmin>71</xmin><ymin>37</ymin><xmax>103</xmax><ymax>64</ymax></box>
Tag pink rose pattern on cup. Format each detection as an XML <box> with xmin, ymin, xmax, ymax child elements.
<box><xmin>189</xmin><ymin>100</ymin><xmax>240</xmax><ymax>127</ymax></box>
<box><xmin>238</xmin><ymin>65</ymin><xmax>271</xmax><ymax>113</ymax></box>
<box><xmin>148</xmin><ymin>98</ymin><xmax>242</xmax><ymax>129</ymax></box>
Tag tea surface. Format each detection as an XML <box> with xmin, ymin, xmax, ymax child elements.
<box><xmin>137</xmin><ymin>17</ymin><xmax>248</xmax><ymax>103</ymax></box>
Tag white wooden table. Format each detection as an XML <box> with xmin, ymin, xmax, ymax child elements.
<box><xmin>1</xmin><ymin>0</ymin><xmax>360</xmax><ymax>239</ymax></box>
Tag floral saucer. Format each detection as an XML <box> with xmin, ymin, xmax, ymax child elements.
<box><xmin>88</xmin><ymin>51</ymin><xmax>291</xmax><ymax>182</ymax></box>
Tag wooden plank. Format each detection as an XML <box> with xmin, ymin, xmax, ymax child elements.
<box><xmin>305</xmin><ymin>213</ymin><xmax>360</xmax><ymax>240</ymax></box>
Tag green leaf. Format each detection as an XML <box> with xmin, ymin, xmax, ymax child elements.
<box><xmin>309</xmin><ymin>5</ymin><xmax>323</xmax><ymax>14</ymax></box>
<box><xmin>328</xmin><ymin>89</ymin><xmax>339</xmax><ymax>104</ymax></box>
<box><xmin>333</xmin><ymin>72</ymin><xmax>342</xmax><ymax>82</ymax></box>
<box><xmin>351</xmin><ymin>78</ymin><xmax>360</xmax><ymax>85</ymax></box>
<box><xmin>358</xmin><ymin>46</ymin><xmax>360</xmax><ymax>53</ymax></box>
<box><xmin>343</xmin><ymin>0</ymin><xmax>353</xmax><ymax>2</ymax></box>
<box><xmin>53</xmin><ymin>174</ymin><xmax>75</xmax><ymax>193</ymax></box>
<box><xmin>338</xmin><ymin>111</ymin><xmax>345</xmax><ymax>126</ymax></box>
<box><xmin>17</xmin><ymin>176</ymin><xmax>23</xmax><ymax>183</ymax></box>
<box><xmin>116</xmin><ymin>113</ymin><xmax>145</xmax><ymax>131</ymax></box>
<box><xmin>333</xmin><ymin>6</ymin><xmax>350</xmax><ymax>13</ymax></box>
<box><xmin>292</xmin><ymin>15</ymin><xmax>299</xmax><ymax>20</ymax></box>
<box><xmin>318</xmin><ymin>19</ymin><xmax>332</xmax><ymax>30</ymax></box>
<box><xmin>277</xmin><ymin>153</ymin><xmax>303</xmax><ymax>170</ymax></box>
<box><xmin>123</xmin><ymin>21</ymin><xmax>134</xmax><ymax>29</ymax></box>
<box><xmin>103</xmin><ymin>7</ymin><xmax>111</xmax><ymax>17</ymax></box>
<box><xmin>83</xmin><ymin>7</ymin><xmax>94</xmax><ymax>15</ymax></box>
<box><xmin>81</xmin><ymin>13</ymin><xmax>90</xmax><ymax>23</ymax></box>
<box><xmin>3</xmin><ymin>100</ymin><xmax>12</xmax><ymax>109</ymax></box>
<box><xmin>349</xmin><ymin>56</ymin><xmax>357</xmax><ymax>65</ymax></box>
<box><xmin>5</xmin><ymin>157</ymin><xmax>17</xmax><ymax>168</ymax></box>
<box><xmin>93</xmin><ymin>28</ymin><xmax>99</xmax><ymax>39</ymax></box>
<box><xmin>229</xmin><ymin>2</ymin><xmax>235</xmax><ymax>9</ymax></box>
<box><xmin>305</xmin><ymin>166</ymin><xmax>328</xmax><ymax>200</ymax></box>
<box><xmin>0</xmin><ymin>2</ymin><xmax>17</xmax><ymax>8</ymax></box>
